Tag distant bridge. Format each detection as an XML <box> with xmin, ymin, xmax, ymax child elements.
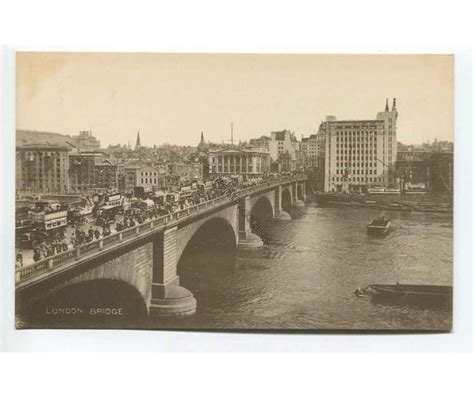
<box><xmin>16</xmin><ymin>176</ymin><xmax>308</xmax><ymax>325</ymax></box>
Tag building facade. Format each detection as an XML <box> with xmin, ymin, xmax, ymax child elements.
<box><xmin>395</xmin><ymin>149</ymin><xmax>453</xmax><ymax>193</ymax></box>
<box><xmin>124</xmin><ymin>164</ymin><xmax>141</xmax><ymax>193</ymax></box>
<box><xmin>68</xmin><ymin>152</ymin><xmax>104</xmax><ymax>193</ymax></box>
<box><xmin>71</xmin><ymin>131</ymin><xmax>100</xmax><ymax>151</ymax></box>
<box><xmin>249</xmin><ymin>135</ymin><xmax>271</xmax><ymax>151</ymax></box>
<box><xmin>300</xmin><ymin>134</ymin><xmax>320</xmax><ymax>169</ymax></box>
<box><xmin>94</xmin><ymin>159</ymin><xmax>119</xmax><ymax>191</ymax></box>
<box><xmin>16</xmin><ymin>144</ymin><xmax>70</xmax><ymax>195</ymax></box>
<box><xmin>269</xmin><ymin>130</ymin><xmax>299</xmax><ymax>172</ymax></box>
<box><xmin>16</xmin><ymin>129</ymin><xmax>78</xmax><ymax>195</ymax></box>
<box><xmin>323</xmin><ymin>99</ymin><xmax>398</xmax><ymax>193</ymax></box>
<box><xmin>167</xmin><ymin>161</ymin><xmax>203</xmax><ymax>184</ymax></box>
<box><xmin>137</xmin><ymin>165</ymin><xmax>166</xmax><ymax>191</ymax></box>
<box><xmin>208</xmin><ymin>147</ymin><xmax>270</xmax><ymax>178</ymax></box>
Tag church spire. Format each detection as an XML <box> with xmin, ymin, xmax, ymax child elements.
<box><xmin>135</xmin><ymin>130</ymin><xmax>141</xmax><ymax>149</ymax></box>
<box><xmin>200</xmin><ymin>131</ymin><xmax>204</xmax><ymax>143</ymax></box>
<box><xmin>392</xmin><ymin>98</ymin><xmax>397</xmax><ymax>111</ymax></box>
<box><xmin>385</xmin><ymin>98</ymin><xmax>389</xmax><ymax>112</ymax></box>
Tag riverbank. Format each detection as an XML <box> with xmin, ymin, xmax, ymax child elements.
<box><xmin>311</xmin><ymin>192</ymin><xmax>452</xmax><ymax>214</ymax></box>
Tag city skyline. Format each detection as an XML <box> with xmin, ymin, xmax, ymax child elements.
<box><xmin>17</xmin><ymin>53</ymin><xmax>453</xmax><ymax>147</ymax></box>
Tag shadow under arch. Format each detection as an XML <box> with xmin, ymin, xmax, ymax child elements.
<box><xmin>177</xmin><ymin>217</ymin><xmax>237</xmax><ymax>304</ymax></box>
<box><xmin>250</xmin><ymin>196</ymin><xmax>274</xmax><ymax>243</ymax></box>
<box><xmin>20</xmin><ymin>279</ymin><xmax>148</xmax><ymax>329</ymax></box>
<box><xmin>281</xmin><ymin>188</ymin><xmax>292</xmax><ymax>214</ymax></box>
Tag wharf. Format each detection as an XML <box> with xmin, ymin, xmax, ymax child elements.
<box><xmin>314</xmin><ymin>193</ymin><xmax>452</xmax><ymax>214</ymax></box>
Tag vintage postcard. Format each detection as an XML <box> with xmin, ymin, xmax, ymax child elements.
<box><xmin>14</xmin><ymin>53</ymin><xmax>453</xmax><ymax>331</ymax></box>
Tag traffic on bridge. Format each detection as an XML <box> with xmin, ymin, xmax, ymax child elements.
<box><xmin>15</xmin><ymin>173</ymin><xmax>306</xmax><ymax>286</ymax></box>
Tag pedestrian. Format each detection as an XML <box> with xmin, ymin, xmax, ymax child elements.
<box><xmin>94</xmin><ymin>229</ymin><xmax>100</xmax><ymax>240</ymax></box>
<box><xmin>16</xmin><ymin>252</ymin><xmax>23</xmax><ymax>266</ymax></box>
<box><xmin>33</xmin><ymin>248</ymin><xmax>41</xmax><ymax>262</ymax></box>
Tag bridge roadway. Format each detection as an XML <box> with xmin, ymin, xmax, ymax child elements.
<box><xmin>15</xmin><ymin>175</ymin><xmax>307</xmax><ymax>319</ymax></box>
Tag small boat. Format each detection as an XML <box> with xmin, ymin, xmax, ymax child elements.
<box><xmin>365</xmin><ymin>284</ymin><xmax>452</xmax><ymax>309</ymax></box>
<box><xmin>367</xmin><ymin>216</ymin><xmax>391</xmax><ymax>235</ymax></box>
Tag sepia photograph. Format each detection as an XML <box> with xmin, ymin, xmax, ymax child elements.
<box><xmin>14</xmin><ymin>52</ymin><xmax>454</xmax><ymax>331</ymax></box>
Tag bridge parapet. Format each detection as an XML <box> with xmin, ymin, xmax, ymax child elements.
<box><xmin>15</xmin><ymin>175</ymin><xmax>307</xmax><ymax>288</ymax></box>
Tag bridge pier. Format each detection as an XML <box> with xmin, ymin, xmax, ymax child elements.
<box><xmin>293</xmin><ymin>181</ymin><xmax>306</xmax><ymax>208</ymax></box>
<box><xmin>301</xmin><ymin>181</ymin><xmax>307</xmax><ymax>202</ymax></box>
<box><xmin>274</xmin><ymin>185</ymin><xmax>291</xmax><ymax>220</ymax></box>
<box><xmin>149</xmin><ymin>227</ymin><xmax>196</xmax><ymax>317</ymax></box>
<box><xmin>237</xmin><ymin>196</ymin><xmax>263</xmax><ymax>249</ymax></box>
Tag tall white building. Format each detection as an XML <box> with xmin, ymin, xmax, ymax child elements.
<box><xmin>323</xmin><ymin>98</ymin><xmax>398</xmax><ymax>193</ymax></box>
<box><xmin>269</xmin><ymin>130</ymin><xmax>299</xmax><ymax>172</ymax></box>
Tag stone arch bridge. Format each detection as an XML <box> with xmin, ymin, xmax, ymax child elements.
<box><xmin>16</xmin><ymin>176</ymin><xmax>307</xmax><ymax>323</ymax></box>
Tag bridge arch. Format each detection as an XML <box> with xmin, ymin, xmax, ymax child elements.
<box><xmin>177</xmin><ymin>217</ymin><xmax>237</xmax><ymax>299</ymax></box>
<box><xmin>177</xmin><ymin>217</ymin><xmax>237</xmax><ymax>269</ymax></box>
<box><xmin>21</xmin><ymin>279</ymin><xmax>148</xmax><ymax>328</ymax></box>
<box><xmin>249</xmin><ymin>196</ymin><xmax>274</xmax><ymax>242</ymax></box>
<box><xmin>281</xmin><ymin>187</ymin><xmax>292</xmax><ymax>213</ymax></box>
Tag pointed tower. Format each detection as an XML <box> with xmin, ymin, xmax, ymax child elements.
<box><xmin>392</xmin><ymin>98</ymin><xmax>397</xmax><ymax>112</ymax></box>
<box><xmin>385</xmin><ymin>98</ymin><xmax>389</xmax><ymax>112</ymax></box>
<box><xmin>197</xmin><ymin>131</ymin><xmax>208</xmax><ymax>151</ymax></box>
<box><xmin>135</xmin><ymin>131</ymin><xmax>141</xmax><ymax>149</ymax></box>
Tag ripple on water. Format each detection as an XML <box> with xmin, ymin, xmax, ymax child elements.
<box><xmin>162</xmin><ymin>206</ymin><xmax>452</xmax><ymax>330</ymax></box>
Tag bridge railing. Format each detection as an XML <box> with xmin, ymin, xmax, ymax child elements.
<box><xmin>15</xmin><ymin>175</ymin><xmax>307</xmax><ymax>285</ymax></box>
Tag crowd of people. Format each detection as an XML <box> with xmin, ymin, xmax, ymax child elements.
<box><xmin>26</xmin><ymin>231</ymin><xmax>68</xmax><ymax>266</ymax></box>
<box><xmin>70</xmin><ymin>224</ymin><xmax>112</xmax><ymax>247</ymax></box>
<box><xmin>18</xmin><ymin>173</ymin><xmax>301</xmax><ymax>267</ymax></box>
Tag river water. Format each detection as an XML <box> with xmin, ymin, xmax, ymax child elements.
<box><xmin>153</xmin><ymin>203</ymin><xmax>453</xmax><ymax>331</ymax></box>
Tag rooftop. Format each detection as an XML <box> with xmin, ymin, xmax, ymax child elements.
<box><xmin>16</xmin><ymin>129</ymin><xmax>77</xmax><ymax>149</ymax></box>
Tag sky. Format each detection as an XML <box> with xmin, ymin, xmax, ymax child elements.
<box><xmin>16</xmin><ymin>53</ymin><xmax>453</xmax><ymax>147</ymax></box>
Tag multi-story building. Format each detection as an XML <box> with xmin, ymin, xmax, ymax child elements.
<box><xmin>249</xmin><ymin>135</ymin><xmax>271</xmax><ymax>151</ymax></box>
<box><xmin>16</xmin><ymin>144</ymin><xmax>71</xmax><ymax>195</ymax></box>
<box><xmin>117</xmin><ymin>163</ymin><xmax>126</xmax><ymax>192</ymax></box>
<box><xmin>94</xmin><ymin>158</ymin><xmax>119</xmax><ymax>191</ymax></box>
<box><xmin>68</xmin><ymin>151</ymin><xmax>104</xmax><ymax>193</ymax></box>
<box><xmin>208</xmin><ymin>147</ymin><xmax>270</xmax><ymax>178</ymax></box>
<box><xmin>300</xmin><ymin>134</ymin><xmax>319</xmax><ymax>169</ymax></box>
<box><xmin>124</xmin><ymin>164</ymin><xmax>141</xmax><ymax>193</ymax></box>
<box><xmin>269</xmin><ymin>130</ymin><xmax>299</xmax><ymax>172</ymax></box>
<box><xmin>395</xmin><ymin>149</ymin><xmax>453</xmax><ymax>193</ymax></box>
<box><xmin>395</xmin><ymin>150</ymin><xmax>430</xmax><ymax>190</ymax></box>
<box><xmin>315</xmin><ymin>130</ymin><xmax>326</xmax><ymax>191</ymax></box>
<box><xmin>323</xmin><ymin>98</ymin><xmax>398</xmax><ymax>193</ymax></box>
<box><xmin>71</xmin><ymin>131</ymin><xmax>100</xmax><ymax>151</ymax></box>
<box><xmin>16</xmin><ymin>130</ymin><xmax>74</xmax><ymax>195</ymax></box>
<box><xmin>167</xmin><ymin>161</ymin><xmax>203</xmax><ymax>184</ymax></box>
<box><xmin>137</xmin><ymin>165</ymin><xmax>166</xmax><ymax>191</ymax></box>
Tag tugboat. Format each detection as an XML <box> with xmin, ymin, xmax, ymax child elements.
<box><xmin>367</xmin><ymin>216</ymin><xmax>391</xmax><ymax>235</ymax></box>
